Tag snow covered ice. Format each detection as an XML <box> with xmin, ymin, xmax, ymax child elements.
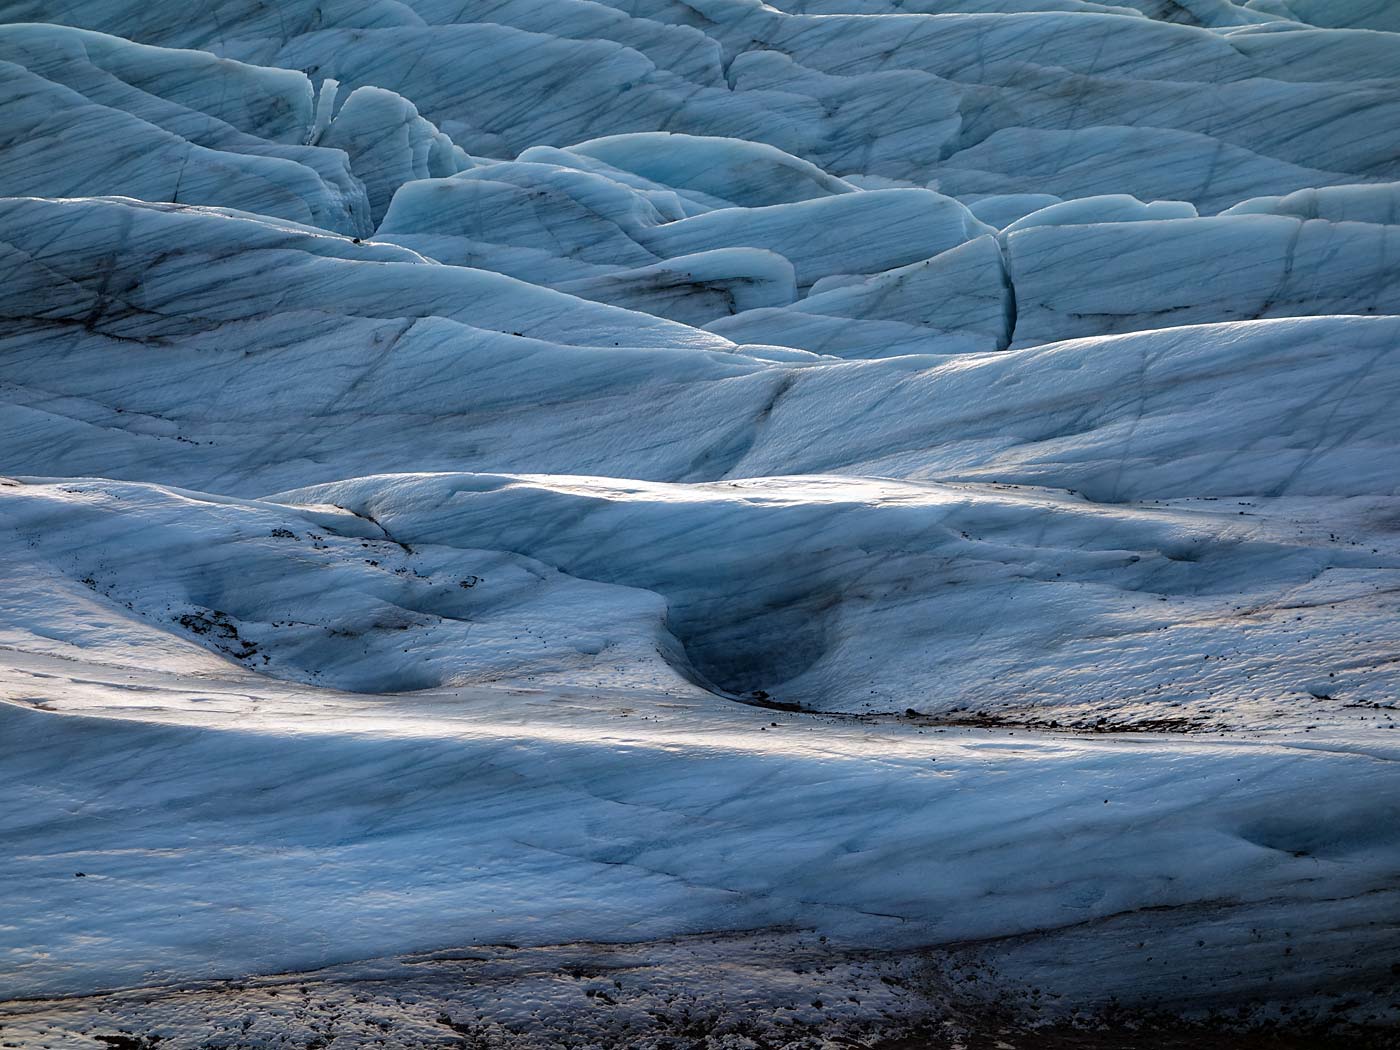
<box><xmin>0</xmin><ymin>1</ymin><xmax>1398</xmax><ymax>1046</ymax></box>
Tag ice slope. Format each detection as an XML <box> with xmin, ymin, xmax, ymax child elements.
<box><xmin>7</xmin><ymin>159</ymin><xmax>1398</xmax><ymax>367</ymax></box>
<box><xmin>6</xmin><ymin>194</ymin><xmax>1400</xmax><ymax>497</ymax></box>
<box><xmin>555</xmin><ymin>250</ymin><xmax>799</xmax><ymax>326</ymax></box>
<box><xmin>1</xmin><ymin>0</ymin><xmax>1399</xmax><ymax>1037</ymax></box>
<box><xmin>709</xmin><ymin>197</ymin><xmax>1400</xmax><ymax>355</ymax></box>
<box><xmin>1004</xmin><ymin>212</ymin><xmax>1400</xmax><ymax>345</ymax></box>
<box><xmin>0</xmin><ymin>24</ymin><xmax>367</xmax><ymax>234</ymax></box>
<box><xmin>0</xmin><ymin>25</ymin><xmax>468</xmax><ymax>235</ymax></box>
<box><xmin>772</xmin><ymin>0</ymin><xmax>1288</xmax><ymax>21</ymax></box>
<box><xmin>564</xmin><ymin>132</ymin><xmax>860</xmax><ymax>207</ymax></box>
<box><xmin>2</xmin><ymin>15</ymin><xmax>1396</xmax><ymax>344</ymax></box>
<box><xmin>2</xmin><ymin>683</ymin><xmax>1397</xmax><ymax>1008</ymax></box>
<box><xmin>368</xmin><ymin>146</ymin><xmax>1400</xmax><ymax>345</ymax></box>
<box><xmin>705</xmin><ymin>235</ymin><xmax>1015</xmax><ymax>355</ymax></box>
<box><xmin>372</xmin><ymin>143</ymin><xmax>995</xmax><ymax>322</ymax></box>
<box><xmin>933</xmin><ymin>126</ymin><xmax>1369</xmax><ymax>214</ymax></box>
<box><xmin>0</xmin><ymin>195</ymin><xmax>729</xmax><ymax>351</ymax></box>
<box><xmin>1</xmin><ymin>477</ymin><xmax>688</xmax><ymax>695</ymax></box>
<box><xmin>378</xmin><ymin>165</ymin><xmax>988</xmax><ymax>293</ymax></box>
<box><xmin>4</xmin><ymin>199</ymin><xmax>1400</xmax><ymax>724</ymax></box>
<box><xmin>0</xmin><ymin>25</ymin><xmax>476</xmax><ymax>238</ymax></box>
<box><xmin>1224</xmin><ymin>181</ymin><xmax>1400</xmax><ymax>224</ymax></box>
<box><xmin>8</xmin><ymin>0</ymin><xmax>1398</xmax><ymax>205</ymax></box>
<box><xmin>1247</xmin><ymin>0</ymin><xmax>1400</xmax><ymax>32</ymax></box>
<box><xmin>12</xmin><ymin>469</ymin><xmax>1396</xmax><ymax>723</ymax></box>
<box><xmin>312</xmin><ymin>82</ymin><xmax>472</xmax><ymax>225</ymax></box>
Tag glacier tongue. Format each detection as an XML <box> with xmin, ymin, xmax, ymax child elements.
<box><xmin>1</xmin><ymin>0</ymin><xmax>1399</xmax><ymax>1042</ymax></box>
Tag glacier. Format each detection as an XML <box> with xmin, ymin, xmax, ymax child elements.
<box><xmin>0</xmin><ymin>0</ymin><xmax>1398</xmax><ymax>1047</ymax></box>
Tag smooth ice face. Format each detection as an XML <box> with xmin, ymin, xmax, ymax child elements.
<box><xmin>1</xmin><ymin>0</ymin><xmax>1399</xmax><ymax>1036</ymax></box>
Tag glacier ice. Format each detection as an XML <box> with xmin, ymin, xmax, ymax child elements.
<box><xmin>705</xmin><ymin>234</ymin><xmax>1014</xmax><ymax>355</ymax></box>
<box><xmin>0</xmin><ymin>23</ymin><xmax>473</xmax><ymax>235</ymax></box>
<box><xmin>313</xmin><ymin>84</ymin><xmax>472</xmax><ymax>225</ymax></box>
<box><xmin>0</xmin><ymin>0</ymin><xmax>1398</xmax><ymax>1043</ymax></box>
<box><xmin>1005</xmin><ymin>213</ymin><xmax>1400</xmax><ymax>345</ymax></box>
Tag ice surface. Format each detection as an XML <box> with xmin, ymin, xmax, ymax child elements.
<box><xmin>566</xmin><ymin>132</ymin><xmax>860</xmax><ymax>208</ymax></box>
<box><xmin>314</xmin><ymin>84</ymin><xmax>472</xmax><ymax>225</ymax></box>
<box><xmin>639</xmin><ymin>189</ymin><xmax>992</xmax><ymax>291</ymax></box>
<box><xmin>1223</xmin><ymin>181</ymin><xmax>1400</xmax><ymax>224</ymax></box>
<box><xmin>3</xmin><ymin>685</ymin><xmax>1397</xmax><ymax>1003</ymax></box>
<box><xmin>1</xmin><ymin>0</ymin><xmax>1398</xmax><ymax>1039</ymax></box>
<box><xmin>1001</xmin><ymin>194</ymin><xmax>1198</xmax><ymax>232</ymax></box>
<box><xmin>11</xmin><ymin>0</ymin><xmax>1399</xmax><ymax>201</ymax></box>
<box><xmin>556</xmin><ymin>249</ymin><xmax>799</xmax><ymax>325</ymax></box>
<box><xmin>705</xmin><ymin>235</ymin><xmax>1014</xmax><ymax>356</ymax></box>
<box><xmin>0</xmin><ymin>24</ymin><xmax>474</xmax><ymax>237</ymax></box>
<box><xmin>1006</xmin><ymin>214</ymin><xmax>1400</xmax><ymax>345</ymax></box>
